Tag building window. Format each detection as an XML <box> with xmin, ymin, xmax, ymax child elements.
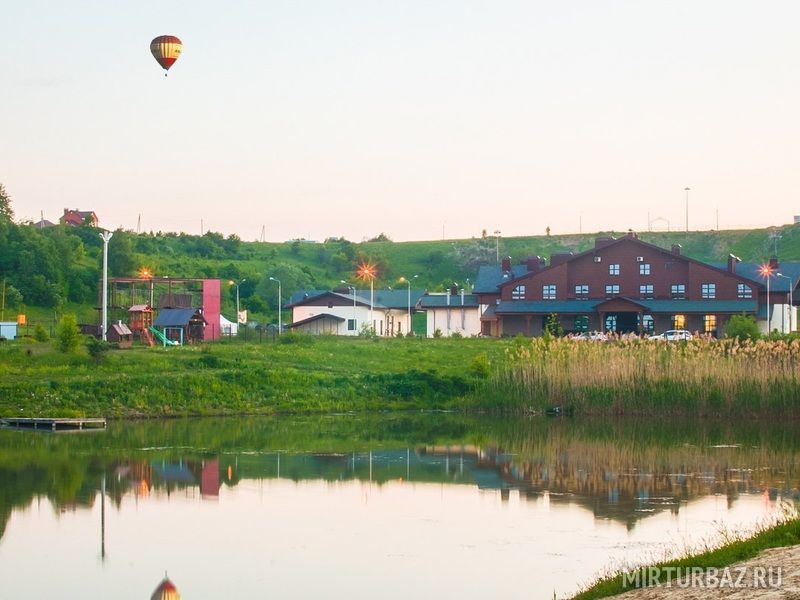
<box><xmin>642</xmin><ymin>314</ymin><xmax>654</xmax><ymax>334</ymax></box>
<box><xmin>639</xmin><ymin>284</ymin><xmax>654</xmax><ymax>299</ymax></box>
<box><xmin>574</xmin><ymin>284</ymin><xmax>589</xmax><ymax>297</ymax></box>
<box><xmin>672</xmin><ymin>314</ymin><xmax>686</xmax><ymax>329</ymax></box>
<box><xmin>347</xmin><ymin>318</ymin><xmax>356</xmax><ymax>331</ymax></box>
<box><xmin>639</xmin><ymin>263</ymin><xmax>651</xmax><ymax>275</ymax></box>
<box><xmin>542</xmin><ymin>284</ymin><xmax>556</xmax><ymax>300</ymax></box>
<box><xmin>605</xmin><ymin>314</ymin><xmax>617</xmax><ymax>331</ymax></box>
<box><xmin>605</xmin><ymin>284</ymin><xmax>620</xmax><ymax>297</ymax></box>
<box><xmin>703</xmin><ymin>314</ymin><xmax>717</xmax><ymax>333</ymax></box>
<box><xmin>737</xmin><ymin>283</ymin><xmax>752</xmax><ymax>299</ymax></box>
<box><xmin>609</xmin><ymin>264</ymin><xmax>620</xmax><ymax>275</ymax></box>
<box><xmin>701</xmin><ymin>283</ymin><xmax>716</xmax><ymax>299</ymax></box>
<box><xmin>512</xmin><ymin>285</ymin><xmax>526</xmax><ymax>300</ymax></box>
<box><xmin>671</xmin><ymin>284</ymin><xmax>685</xmax><ymax>299</ymax></box>
<box><xmin>574</xmin><ymin>315</ymin><xmax>589</xmax><ymax>332</ymax></box>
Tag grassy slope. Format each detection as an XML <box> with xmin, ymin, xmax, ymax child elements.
<box><xmin>0</xmin><ymin>336</ymin><xmax>507</xmax><ymax>418</ymax></box>
<box><xmin>572</xmin><ymin>516</ymin><xmax>800</xmax><ymax>599</ymax></box>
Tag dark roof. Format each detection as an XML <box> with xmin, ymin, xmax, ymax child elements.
<box><xmin>495</xmin><ymin>299</ymin><xmax>757</xmax><ymax>315</ymax></box>
<box><xmin>473</xmin><ymin>264</ymin><xmax>529</xmax><ymax>294</ymax></box>
<box><xmin>287</xmin><ymin>289</ymin><xmax>425</xmax><ymax>310</ymax></box>
<box><xmin>717</xmin><ymin>262</ymin><xmax>800</xmax><ymax>293</ymax></box>
<box><xmin>288</xmin><ymin>313</ymin><xmax>346</xmax><ymax>328</ymax></box>
<box><xmin>110</xmin><ymin>323</ymin><xmax>132</xmax><ymax>336</ymax></box>
<box><xmin>153</xmin><ymin>308</ymin><xmax>205</xmax><ymax>327</ymax></box>
<box><xmin>417</xmin><ymin>293</ymin><xmax>480</xmax><ymax>309</ymax></box>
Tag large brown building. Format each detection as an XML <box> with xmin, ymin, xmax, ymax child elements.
<box><xmin>475</xmin><ymin>232</ymin><xmax>799</xmax><ymax>337</ymax></box>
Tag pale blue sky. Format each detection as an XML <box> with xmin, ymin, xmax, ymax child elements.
<box><xmin>2</xmin><ymin>1</ymin><xmax>798</xmax><ymax>241</ymax></box>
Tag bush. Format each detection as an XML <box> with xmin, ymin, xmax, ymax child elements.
<box><xmin>86</xmin><ymin>336</ymin><xmax>111</xmax><ymax>362</ymax></box>
<box><xmin>469</xmin><ymin>353</ymin><xmax>491</xmax><ymax>378</ymax></box>
<box><xmin>55</xmin><ymin>314</ymin><xmax>81</xmax><ymax>353</ymax></box>
<box><xmin>278</xmin><ymin>331</ymin><xmax>313</xmax><ymax>344</ymax></box>
<box><xmin>34</xmin><ymin>324</ymin><xmax>49</xmax><ymax>342</ymax></box>
<box><xmin>725</xmin><ymin>314</ymin><xmax>760</xmax><ymax>341</ymax></box>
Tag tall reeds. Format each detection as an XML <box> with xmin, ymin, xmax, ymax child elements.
<box><xmin>477</xmin><ymin>337</ymin><xmax>800</xmax><ymax>416</ymax></box>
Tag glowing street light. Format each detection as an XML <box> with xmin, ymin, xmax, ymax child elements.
<box><xmin>268</xmin><ymin>277</ymin><xmax>281</xmax><ymax>335</ymax></box>
<box><xmin>759</xmin><ymin>264</ymin><xmax>774</xmax><ymax>332</ymax></box>
<box><xmin>399</xmin><ymin>275</ymin><xmax>418</xmax><ymax>335</ymax></box>
<box><xmin>357</xmin><ymin>262</ymin><xmax>377</xmax><ymax>333</ymax></box>
<box><xmin>228</xmin><ymin>279</ymin><xmax>247</xmax><ymax>325</ymax></box>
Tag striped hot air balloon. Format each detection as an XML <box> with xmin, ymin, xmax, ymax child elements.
<box><xmin>150</xmin><ymin>35</ymin><xmax>182</xmax><ymax>75</ymax></box>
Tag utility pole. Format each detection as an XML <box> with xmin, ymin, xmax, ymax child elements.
<box><xmin>99</xmin><ymin>231</ymin><xmax>114</xmax><ymax>341</ymax></box>
<box><xmin>684</xmin><ymin>187</ymin><xmax>690</xmax><ymax>232</ymax></box>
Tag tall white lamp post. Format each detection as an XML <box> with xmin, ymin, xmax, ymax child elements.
<box><xmin>776</xmin><ymin>273</ymin><xmax>793</xmax><ymax>333</ymax></box>
<box><xmin>269</xmin><ymin>277</ymin><xmax>282</xmax><ymax>334</ymax></box>
<box><xmin>357</xmin><ymin>264</ymin><xmax>376</xmax><ymax>333</ymax></box>
<box><xmin>684</xmin><ymin>187</ymin><xmax>690</xmax><ymax>232</ymax></box>
<box><xmin>760</xmin><ymin>264</ymin><xmax>773</xmax><ymax>332</ymax></box>
<box><xmin>99</xmin><ymin>231</ymin><xmax>113</xmax><ymax>341</ymax></box>
<box><xmin>399</xmin><ymin>275</ymin><xmax>417</xmax><ymax>335</ymax></box>
<box><xmin>229</xmin><ymin>279</ymin><xmax>246</xmax><ymax>324</ymax></box>
<box><xmin>340</xmin><ymin>280</ymin><xmax>356</xmax><ymax>334</ymax></box>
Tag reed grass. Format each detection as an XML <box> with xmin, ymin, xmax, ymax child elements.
<box><xmin>475</xmin><ymin>337</ymin><xmax>800</xmax><ymax>416</ymax></box>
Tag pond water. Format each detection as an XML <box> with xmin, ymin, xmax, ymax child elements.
<box><xmin>0</xmin><ymin>415</ymin><xmax>797</xmax><ymax>599</ymax></box>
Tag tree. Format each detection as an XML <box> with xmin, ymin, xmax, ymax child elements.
<box><xmin>0</xmin><ymin>183</ymin><xmax>13</xmax><ymax>223</ymax></box>
<box><xmin>55</xmin><ymin>314</ymin><xmax>81</xmax><ymax>353</ymax></box>
<box><xmin>725</xmin><ymin>314</ymin><xmax>760</xmax><ymax>341</ymax></box>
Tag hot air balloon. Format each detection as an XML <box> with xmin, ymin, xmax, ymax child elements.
<box><xmin>150</xmin><ymin>35</ymin><xmax>182</xmax><ymax>75</ymax></box>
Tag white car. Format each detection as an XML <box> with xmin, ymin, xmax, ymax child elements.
<box><xmin>649</xmin><ymin>329</ymin><xmax>693</xmax><ymax>341</ymax></box>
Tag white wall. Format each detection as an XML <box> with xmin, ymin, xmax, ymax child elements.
<box><xmin>0</xmin><ymin>322</ymin><xmax>18</xmax><ymax>339</ymax></box>
<box><xmin>425</xmin><ymin>306</ymin><xmax>481</xmax><ymax>337</ymax></box>
<box><xmin>760</xmin><ymin>304</ymin><xmax>797</xmax><ymax>334</ymax></box>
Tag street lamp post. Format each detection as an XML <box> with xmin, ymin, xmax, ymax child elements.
<box><xmin>99</xmin><ymin>231</ymin><xmax>113</xmax><ymax>341</ymax></box>
<box><xmin>357</xmin><ymin>264</ymin><xmax>377</xmax><ymax>333</ymax></box>
<box><xmin>760</xmin><ymin>264</ymin><xmax>773</xmax><ymax>333</ymax></box>
<box><xmin>684</xmin><ymin>187</ymin><xmax>690</xmax><ymax>232</ymax></box>
<box><xmin>269</xmin><ymin>277</ymin><xmax>282</xmax><ymax>335</ymax></box>
<box><xmin>340</xmin><ymin>280</ymin><xmax>356</xmax><ymax>335</ymax></box>
<box><xmin>399</xmin><ymin>275</ymin><xmax>418</xmax><ymax>335</ymax></box>
<box><xmin>777</xmin><ymin>273</ymin><xmax>793</xmax><ymax>333</ymax></box>
<box><xmin>494</xmin><ymin>230</ymin><xmax>501</xmax><ymax>263</ymax></box>
<box><xmin>229</xmin><ymin>279</ymin><xmax>246</xmax><ymax>325</ymax></box>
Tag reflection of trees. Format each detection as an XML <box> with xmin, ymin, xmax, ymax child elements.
<box><xmin>1</xmin><ymin>415</ymin><xmax>799</xmax><ymax>542</ymax></box>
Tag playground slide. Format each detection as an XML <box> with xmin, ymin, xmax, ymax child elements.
<box><xmin>149</xmin><ymin>326</ymin><xmax>180</xmax><ymax>346</ymax></box>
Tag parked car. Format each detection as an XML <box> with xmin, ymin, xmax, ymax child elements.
<box><xmin>570</xmin><ymin>331</ymin><xmax>608</xmax><ymax>342</ymax></box>
<box><xmin>649</xmin><ymin>329</ymin><xmax>693</xmax><ymax>341</ymax></box>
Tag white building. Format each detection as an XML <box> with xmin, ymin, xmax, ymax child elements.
<box><xmin>417</xmin><ymin>289</ymin><xmax>481</xmax><ymax>337</ymax></box>
<box><xmin>287</xmin><ymin>288</ymin><xmax>424</xmax><ymax>336</ymax></box>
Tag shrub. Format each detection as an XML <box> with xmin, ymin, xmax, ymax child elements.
<box><xmin>450</xmin><ymin>331</ymin><xmax>463</xmax><ymax>339</ymax></box>
<box><xmin>86</xmin><ymin>337</ymin><xmax>111</xmax><ymax>362</ymax></box>
<box><xmin>55</xmin><ymin>314</ymin><xmax>81</xmax><ymax>353</ymax></box>
<box><xmin>725</xmin><ymin>314</ymin><xmax>760</xmax><ymax>341</ymax></box>
<box><xmin>34</xmin><ymin>324</ymin><xmax>49</xmax><ymax>342</ymax></box>
<box><xmin>433</xmin><ymin>328</ymin><xmax>443</xmax><ymax>338</ymax></box>
<box><xmin>469</xmin><ymin>352</ymin><xmax>491</xmax><ymax>378</ymax></box>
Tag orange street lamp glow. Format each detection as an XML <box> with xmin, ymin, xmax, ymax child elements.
<box><xmin>356</xmin><ymin>262</ymin><xmax>377</xmax><ymax>332</ymax></box>
<box><xmin>139</xmin><ymin>267</ymin><xmax>153</xmax><ymax>279</ymax></box>
<box><xmin>760</xmin><ymin>264</ymin><xmax>774</xmax><ymax>331</ymax></box>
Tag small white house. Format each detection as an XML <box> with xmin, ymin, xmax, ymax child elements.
<box><xmin>0</xmin><ymin>322</ymin><xmax>18</xmax><ymax>340</ymax></box>
<box><xmin>417</xmin><ymin>289</ymin><xmax>481</xmax><ymax>337</ymax></box>
<box><xmin>287</xmin><ymin>288</ymin><xmax>425</xmax><ymax>336</ymax></box>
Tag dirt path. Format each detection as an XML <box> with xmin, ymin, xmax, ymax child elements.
<box><xmin>611</xmin><ymin>545</ymin><xmax>800</xmax><ymax>599</ymax></box>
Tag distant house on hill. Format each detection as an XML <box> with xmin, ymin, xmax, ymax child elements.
<box><xmin>60</xmin><ymin>208</ymin><xmax>99</xmax><ymax>227</ymax></box>
<box><xmin>31</xmin><ymin>218</ymin><xmax>56</xmax><ymax>230</ymax></box>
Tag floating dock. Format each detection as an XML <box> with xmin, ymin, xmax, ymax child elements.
<box><xmin>0</xmin><ymin>417</ymin><xmax>107</xmax><ymax>431</ymax></box>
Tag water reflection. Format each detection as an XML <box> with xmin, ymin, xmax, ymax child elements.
<box><xmin>0</xmin><ymin>415</ymin><xmax>798</xmax><ymax>599</ymax></box>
